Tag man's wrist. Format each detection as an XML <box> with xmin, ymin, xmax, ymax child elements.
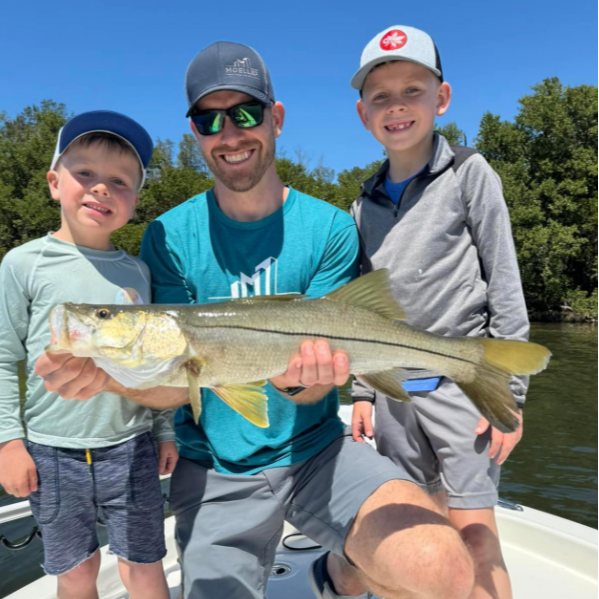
<box><xmin>106</xmin><ymin>378</ymin><xmax>126</xmax><ymax>395</ymax></box>
<box><xmin>279</xmin><ymin>385</ymin><xmax>307</xmax><ymax>397</ymax></box>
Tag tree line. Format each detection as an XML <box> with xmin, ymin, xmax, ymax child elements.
<box><xmin>0</xmin><ymin>77</ymin><xmax>596</xmax><ymax>316</ymax></box>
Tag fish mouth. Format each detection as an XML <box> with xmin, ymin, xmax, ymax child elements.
<box><xmin>48</xmin><ymin>304</ymin><xmax>70</xmax><ymax>350</ymax></box>
<box><xmin>48</xmin><ymin>304</ymin><xmax>94</xmax><ymax>353</ymax></box>
<box><xmin>66</xmin><ymin>313</ymin><xmax>93</xmax><ymax>352</ymax></box>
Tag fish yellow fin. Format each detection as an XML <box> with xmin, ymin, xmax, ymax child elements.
<box><xmin>211</xmin><ymin>382</ymin><xmax>269</xmax><ymax>428</ymax></box>
<box><xmin>185</xmin><ymin>359</ymin><xmax>203</xmax><ymax>423</ymax></box>
<box><xmin>455</xmin><ymin>338</ymin><xmax>551</xmax><ymax>433</ymax></box>
<box><xmin>456</xmin><ymin>365</ymin><xmax>518</xmax><ymax>433</ymax></box>
<box><xmin>323</xmin><ymin>269</ymin><xmax>407</xmax><ymax>321</ymax></box>
<box><xmin>356</xmin><ymin>368</ymin><xmax>412</xmax><ymax>402</ymax></box>
<box><xmin>479</xmin><ymin>339</ymin><xmax>551</xmax><ymax>375</ymax></box>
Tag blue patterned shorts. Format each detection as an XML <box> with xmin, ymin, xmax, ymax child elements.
<box><xmin>28</xmin><ymin>432</ymin><xmax>166</xmax><ymax>575</ymax></box>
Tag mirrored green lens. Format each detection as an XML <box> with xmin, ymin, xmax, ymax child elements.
<box><xmin>193</xmin><ymin>111</ymin><xmax>222</xmax><ymax>135</ymax></box>
<box><xmin>192</xmin><ymin>102</ymin><xmax>265</xmax><ymax>135</ymax></box>
<box><xmin>231</xmin><ymin>103</ymin><xmax>264</xmax><ymax>128</ymax></box>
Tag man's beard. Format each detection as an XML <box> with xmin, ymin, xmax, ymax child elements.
<box><xmin>202</xmin><ymin>135</ymin><xmax>276</xmax><ymax>193</ymax></box>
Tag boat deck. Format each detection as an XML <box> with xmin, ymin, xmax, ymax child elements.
<box><xmin>7</xmin><ymin>502</ymin><xmax>597</xmax><ymax>599</ymax></box>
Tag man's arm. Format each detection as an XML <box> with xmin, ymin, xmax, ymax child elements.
<box><xmin>35</xmin><ymin>352</ymin><xmax>189</xmax><ymax>408</ymax></box>
<box><xmin>109</xmin><ymin>379</ymin><xmax>189</xmax><ymax>409</ymax></box>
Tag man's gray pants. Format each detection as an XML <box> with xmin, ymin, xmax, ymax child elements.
<box><xmin>170</xmin><ymin>428</ymin><xmax>411</xmax><ymax>599</ymax></box>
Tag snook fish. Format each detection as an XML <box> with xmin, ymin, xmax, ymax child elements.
<box><xmin>47</xmin><ymin>270</ymin><xmax>551</xmax><ymax>432</ymax></box>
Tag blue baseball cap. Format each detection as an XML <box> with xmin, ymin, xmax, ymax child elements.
<box><xmin>185</xmin><ymin>42</ymin><xmax>275</xmax><ymax>117</ymax></box>
<box><xmin>50</xmin><ymin>111</ymin><xmax>154</xmax><ymax>189</ymax></box>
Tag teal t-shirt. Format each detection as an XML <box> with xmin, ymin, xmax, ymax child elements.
<box><xmin>140</xmin><ymin>187</ymin><xmax>359</xmax><ymax>475</ymax></box>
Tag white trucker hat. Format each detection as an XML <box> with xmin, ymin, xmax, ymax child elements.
<box><xmin>351</xmin><ymin>25</ymin><xmax>443</xmax><ymax>90</ymax></box>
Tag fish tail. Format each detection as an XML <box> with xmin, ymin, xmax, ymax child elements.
<box><xmin>479</xmin><ymin>338</ymin><xmax>551</xmax><ymax>375</ymax></box>
<box><xmin>456</xmin><ymin>338</ymin><xmax>551</xmax><ymax>433</ymax></box>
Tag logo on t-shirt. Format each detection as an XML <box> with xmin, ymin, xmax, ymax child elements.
<box><xmin>380</xmin><ymin>30</ymin><xmax>407</xmax><ymax>51</ymax></box>
<box><xmin>209</xmin><ymin>257</ymin><xmax>301</xmax><ymax>300</ymax></box>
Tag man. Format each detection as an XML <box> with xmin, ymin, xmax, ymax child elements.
<box><xmin>36</xmin><ymin>42</ymin><xmax>475</xmax><ymax>599</ymax></box>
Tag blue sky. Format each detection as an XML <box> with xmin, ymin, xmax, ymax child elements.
<box><xmin>1</xmin><ymin>0</ymin><xmax>596</xmax><ymax>177</ymax></box>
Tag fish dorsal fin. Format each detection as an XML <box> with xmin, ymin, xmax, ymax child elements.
<box><xmin>323</xmin><ymin>269</ymin><xmax>407</xmax><ymax>321</ymax></box>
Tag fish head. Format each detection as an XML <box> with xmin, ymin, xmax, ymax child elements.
<box><xmin>48</xmin><ymin>303</ymin><xmax>146</xmax><ymax>363</ymax></box>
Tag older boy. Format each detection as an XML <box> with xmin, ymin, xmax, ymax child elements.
<box><xmin>0</xmin><ymin>111</ymin><xmax>176</xmax><ymax>599</ymax></box>
<box><xmin>349</xmin><ymin>26</ymin><xmax>529</xmax><ymax>599</ymax></box>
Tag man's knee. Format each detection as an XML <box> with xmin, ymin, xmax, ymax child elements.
<box><xmin>346</xmin><ymin>480</ymin><xmax>475</xmax><ymax>598</ymax></box>
<box><xmin>370</xmin><ymin>531</ymin><xmax>474</xmax><ymax>599</ymax></box>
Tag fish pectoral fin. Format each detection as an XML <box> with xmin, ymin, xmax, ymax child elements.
<box><xmin>357</xmin><ymin>368</ymin><xmax>412</xmax><ymax>402</ymax></box>
<box><xmin>185</xmin><ymin>359</ymin><xmax>204</xmax><ymax>423</ymax></box>
<box><xmin>322</xmin><ymin>269</ymin><xmax>407</xmax><ymax>321</ymax></box>
<box><xmin>211</xmin><ymin>382</ymin><xmax>269</xmax><ymax>428</ymax></box>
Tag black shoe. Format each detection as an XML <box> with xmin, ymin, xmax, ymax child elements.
<box><xmin>308</xmin><ymin>552</ymin><xmax>372</xmax><ymax>599</ymax></box>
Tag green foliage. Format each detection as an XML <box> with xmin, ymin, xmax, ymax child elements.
<box><xmin>0</xmin><ymin>81</ymin><xmax>596</xmax><ymax>314</ymax></box>
<box><xmin>475</xmin><ymin>78</ymin><xmax>598</xmax><ymax>312</ymax></box>
<box><xmin>435</xmin><ymin>122</ymin><xmax>467</xmax><ymax>146</ymax></box>
<box><xmin>564</xmin><ymin>288</ymin><xmax>598</xmax><ymax>315</ymax></box>
<box><xmin>0</xmin><ymin>101</ymin><xmax>67</xmax><ymax>258</ymax></box>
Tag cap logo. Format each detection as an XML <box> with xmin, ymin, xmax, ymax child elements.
<box><xmin>380</xmin><ymin>30</ymin><xmax>407</xmax><ymax>51</ymax></box>
<box><xmin>226</xmin><ymin>57</ymin><xmax>259</xmax><ymax>78</ymax></box>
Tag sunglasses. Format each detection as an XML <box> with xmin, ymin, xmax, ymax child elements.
<box><xmin>190</xmin><ymin>101</ymin><xmax>266</xmax><ymax>136</ymax></box>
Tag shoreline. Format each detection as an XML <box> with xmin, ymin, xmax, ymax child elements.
<box><xmin>529</xmin><ymin>311</ymin><xmax>597</xmax><ymax>324</ymax></box>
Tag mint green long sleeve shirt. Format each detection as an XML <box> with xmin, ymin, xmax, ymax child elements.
<box><xmin>0</xmin><ymin>234</ymin><xmax>175</xmax><ymax>448</ymax></box>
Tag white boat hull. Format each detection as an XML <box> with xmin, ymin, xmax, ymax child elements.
<box><xmin>4</xmin><ymin>406</ymin><xmax>598</xmax><ymax>598</ymax></box>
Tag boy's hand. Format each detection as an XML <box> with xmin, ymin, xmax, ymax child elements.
<box><xmin>270</xmin><ymin>339</ymin><xmax>349</xmax><ymax>390</ymax></box>
<box><xmin>158</xmin><ymin>441</ymin><xmax>179</xmax><ymax>475</ymax></box>
<box><xmin>475</xmin><ymin>411</ymin><xmax>523</xmax><ymax>465</ymax></box>
<box><xmin>352</xmin><ymin>401</ymin><xmax>374</xmax><ymax>443</ymax></box>
<box><xmin>0</xmin><ymin>439</ymin><xmax>38</xmax><ymax>497</ymax></box>
<box><xmin>35</xmin><ymin>352</ymin><xmax>110</xmax><ymax>401</ymax></box>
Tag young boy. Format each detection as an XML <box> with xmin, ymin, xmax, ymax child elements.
<box><xmin>0</xmin><ymin>111</ymin><xmax>177</xmax><ymax>599</ymax></box>
<box><xmin>349</xmin><ymin>26</ymin><xmax>529</xmax><ymax>599</ymax></box>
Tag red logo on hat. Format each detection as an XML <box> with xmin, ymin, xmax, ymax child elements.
<box><xmin>380</xmin><ymin>30</ymin><xmax>407</xmax><ymax>51</ymax></box>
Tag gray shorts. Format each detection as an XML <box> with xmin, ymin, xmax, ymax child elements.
<box><xmin>170</xmin><ymin>426</ymin><xmax>410</xmax><ymax>599</ymax></box>
<box><xmin>28</xmin><ymin>432</ymin><xmax>166</xmax><ymax>575</ymax></box>
<box><xmin>374</xmin><ymin>379</ymin><xmax>500</xmax><ymax>509</ymax></box>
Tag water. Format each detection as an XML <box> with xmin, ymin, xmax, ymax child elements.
<box><xmin>1</xmin><ymin>323</ymin><xmax>597</xmax><ymax>596</ymax></box>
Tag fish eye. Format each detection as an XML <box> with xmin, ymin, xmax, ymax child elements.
<box><xmin>96</xmin><ymin>308</ymin><xmax>112</xmax><ymax>319</ymax></box>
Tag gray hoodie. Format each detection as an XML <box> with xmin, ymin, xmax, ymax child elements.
<box><xmin>350</xmin><ymin>133</ymin><xmax>530</xmax><ymax>407</ymax></box>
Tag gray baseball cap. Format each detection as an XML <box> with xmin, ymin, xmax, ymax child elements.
<box><xmin>185</xmin><ymin>42</ymin><xmax>275</xmax><ymax>117</ymax></box>
<box><xmin>351</xmin><ymin>26</ymin><xmax>443</xmax><ymax>91</ymax></box>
